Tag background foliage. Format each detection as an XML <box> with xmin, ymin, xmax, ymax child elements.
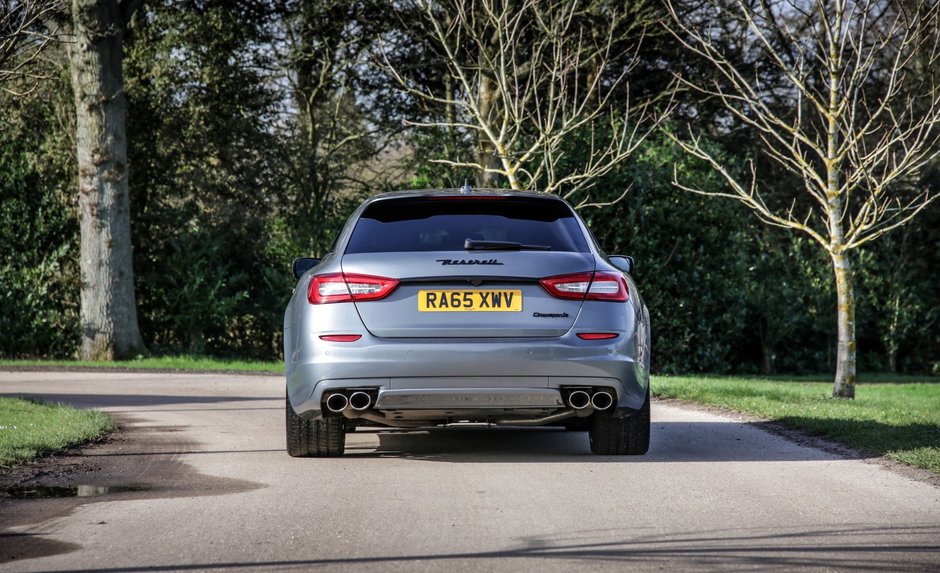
<box><xmin>0</xmin><ymin>0</ymin><xmax>937</xmax><ymax>374</ymax></box>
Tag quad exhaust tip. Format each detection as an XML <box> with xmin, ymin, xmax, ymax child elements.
<box><xmin>349</xmin><ymin>391</ymin><xmax>372</xmax><ymax>411</ymax></box>
<box><xmin>325</xmin><ymin>393</ymin><xmax>349</xmax><ymax>413</ymax></box>
<box><xmin>326</xmin><ymin>390</ymin><xmax>373</xmax><ymax>413</ymax></box>
<box><xmin>591</xmin><ymin>391</ymin><xmax>614</xmax><ymax>410</ymax></box>
<box><xmin>566</xmin><ymin>389</ymin><xmax>615</xmax><ymax>411</ymax></box>
<box><xmin>567</xmin><ymin>390</ymin><xmax>591</xmax><ymax>410</ymax></box>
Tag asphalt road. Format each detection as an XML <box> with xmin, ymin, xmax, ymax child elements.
<box><xmin>1</xmin><ymin>371</ymin><xmax>938</xmax><ymax>572</ymax></box>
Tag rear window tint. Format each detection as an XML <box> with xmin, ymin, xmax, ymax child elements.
<box><xmin>345</xmin><ymin>197</ymin><xmax>589</xmax><ymax>254</ymax></box>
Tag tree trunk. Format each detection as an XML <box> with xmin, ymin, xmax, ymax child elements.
<box><xmin>824</xmin><ymin>4</ymin><xmax>852</xmax><ymax>398</ymax></box>
<box><xmin>831</xmin><ymin>250</ymin><xmax>856</xmax><ymax>398</ymax></box>
<box><xmin>886</xmin><ymin>292</ymin><xmax>901</xmax><ymax>373</ymax></box>
<box><xmin>444</xmin><ymin>72</ymin><xmax>456</xmax><ymax>170</ymax></box>
<box><xmin>68</xmin><ymin>0</ymin><xmax>144</xmax><ymax>360</ymax></box>
<box><xmin>475</xmin><ymin>73</ymin><xmax>501</xmax><ymax>188</ymax></box>
<box><xmin>295</xmin><ymin>0</ymin><xmax>324</xmax><ymax>253</ymax></box>
<box><xmin>759</xmin><ymin>323</ymin><xmax>773</xmax><ymax>375</ymax></box>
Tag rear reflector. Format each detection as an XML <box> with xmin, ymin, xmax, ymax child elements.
<box><xmin>576</xmin><ymin>333</ymin><xmax>619</xmax><ymax>340</ymax></box>
<box><xmin>319</xmin><ymin>334</ymin><xmax>362</xmax><ymax>342</ymax></box>
<box><xmin>308</xmin><ymin>273</ymin><xmax>399</xmax><ymax>304</ymax></box>
<box><xmin>540</xmin><ymin>272</ymin><xmax>628</xmax><ymax>302</ymax></box>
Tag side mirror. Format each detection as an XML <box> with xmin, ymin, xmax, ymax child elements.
<box><xmin>292</xmin><ymin>257</ymin><xmax>321</xmax><ymax>279</ymax></box>
<box><xmin>609</xmin><ymin>255</ymin><xmax>634</xmax><ymax>274</ymax></box>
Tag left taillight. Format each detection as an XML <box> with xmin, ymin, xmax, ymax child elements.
<box><xmin>540</xmin><ymin>271</ymin><xmax>628</xmax><ymax>302</ymax></box>
<box><xmin>307</xmin><ymin>273</ymin><xmax>399</xmax><ymax>304</ymax></box>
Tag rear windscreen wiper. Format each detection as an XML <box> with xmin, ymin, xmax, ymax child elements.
<box><xmin>464</xmin><ymin>239</ymin><xmax>552</xmax><ymax>251</ymax></box>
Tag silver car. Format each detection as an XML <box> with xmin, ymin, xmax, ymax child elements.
<box><xmin>284</xmin><ymin>188</ymin><xmax>651</xmax><ymax>456</ymax></box>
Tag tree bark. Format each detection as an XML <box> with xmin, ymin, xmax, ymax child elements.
<box><xmin>67</xmin><ymin>0</ymin><xmax>144</xmax><ymax>360</ymax></box>
<box><xmin>832</xmin><ymin>250</ymin><xmax>856</xmax><ymax>398</ymax></box>
<box><xmin>294</xmin><ymin>0</ymin><xmax>323</xmax><ymax>253</ymax></box>
<box><xmin>759</xmin><ymin>322</ymin><xmax>773</xmax><ymax>375</ymax></box>
<box><xmin>475</xmin><ymin>72</ymin><xmax>501</xmax><ymax>188</ymax></box>
<box><xmin>826</xmin><ymin>3</ymin><xmax>853</xmax><ymax>398</ymax></box>
<box><xmin>886</xmin><ymin>292</ymin><xmax>901</xmax><ymax>373</ymax></box>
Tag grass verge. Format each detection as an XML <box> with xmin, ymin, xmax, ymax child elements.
<box><xmin>0</xmin><ymin>397</ymin><xmax>114</xmax><ymax>468</ymax></box>
<box><xmin>0</xmin><ymin>356</ymin><xmax>281</xmax><ymax>373</ymax></box>
<box><xmin>653</xmin><ymin>375</ymin><xmax>940</xmax><ymax>474</ymax></box>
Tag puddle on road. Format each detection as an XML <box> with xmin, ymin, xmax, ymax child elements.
<box><xmin>3</xmin><ymin>484</ymin><xmax>149</xmax><ymax>500</ymax></box>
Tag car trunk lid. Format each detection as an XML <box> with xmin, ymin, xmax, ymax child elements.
<box><xmin>341</xmin><ymin>251</ymin><xmax>594</xmax><ymax>338</ymax></box>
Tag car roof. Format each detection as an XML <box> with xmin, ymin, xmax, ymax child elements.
<box><xmin>362</xmin><ymin>188</ymin><xmax>568</xmax><ymax>205</ymax></box>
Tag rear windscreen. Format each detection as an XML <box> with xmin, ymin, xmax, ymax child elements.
<box><xmin>345</xmin><ymin>197</ymin><xmax>590</xmax><ymax>254</ymax></box>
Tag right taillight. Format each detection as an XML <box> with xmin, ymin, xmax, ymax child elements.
<box><xmin>540</xmin><ymin>271</ymin><xmax>628</xmax><ymax>302</ymax></box>
<box><xmin>307</xmin><ymin>273</ymin><xmax>399</xmax><ymax>304</ymax></box>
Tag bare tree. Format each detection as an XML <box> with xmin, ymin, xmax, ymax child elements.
<box><xmin>0</xmin><ymin>0</ymin><xmax>60</xmax><ymax>93</ymax></box>
<box><xmin>384</xmin><ymin>0</ymin><xmax>667</xmax><ymax>207</ymax></box>
<box><xmin>65</xmin><ymin>0</ymin><xmax>144</xmax><ymax>360</ymax></box>
<box><xmin>280</xmin><ymin>0</ymin><xmax>406</xmax><ymax>253</ymax></box>
<box><xmin>664</xmin><ymin>0</ymin><xmax>940</xmax><ymax>397</ymax></box>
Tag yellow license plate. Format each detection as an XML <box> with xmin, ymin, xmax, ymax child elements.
<box><xmin>418</xmin><ymin>289</ymin><xmax>523</xmax><ymax>312</ymax></box>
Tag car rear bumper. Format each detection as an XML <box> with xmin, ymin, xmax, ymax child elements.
<box><xmin>287</xmin><ymin>332</ymin><xmax>648</xmax><ymax>420</ymax></box>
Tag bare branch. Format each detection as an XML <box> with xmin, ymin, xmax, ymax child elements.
<box><xmin>0</xmin><ymin>0</ymin><xmax>61</xmax><ymax>94</ymax></box>
<box><xmin>664</xmin><ymin>0</ymin><xmax>940</xmax><ymax>256</ymax></box>
<box><xmin>383</xmin><ymin>0</ymin><xmax>667</xmax><ymax>203</ymax></box>
<box><xmin>664</xmin><ymin>0</ymin><xmax>940</xmax><ymax>395</ymax></box>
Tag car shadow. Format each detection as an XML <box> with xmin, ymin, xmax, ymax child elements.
<box><xmin>340</xmin><ymin>419</ymin><xmax>865</xmax><ymax>463</ymax></box>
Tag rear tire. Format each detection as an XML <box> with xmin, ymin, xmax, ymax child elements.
<box><xmin>310</xmin><ymin>417</ymin><xmax>346</xmax><ymax>457</ymax></box>
<box><xmin>286</xmin><ymin>398</ymin><xmax>309</xmax><ymax>457</ymax></box>
<box><xmin>589</xmin><ymin>389</ymin><xmax>650</xmax><ymax>455</ymax></box>
<box><xmin>286</xmin><ymin>398</ymin><xmax>346</xmax><ymax>457</ymax></box>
